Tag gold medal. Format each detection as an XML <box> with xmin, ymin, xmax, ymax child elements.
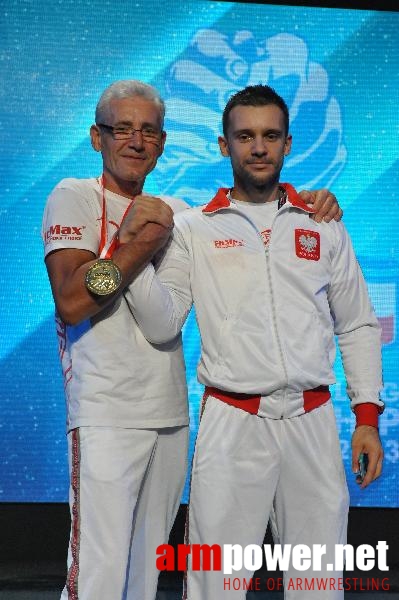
<box><xmin>85</xmin><ymin>259</ymin><xmax>122</xmax><ymax>296</ymax></box>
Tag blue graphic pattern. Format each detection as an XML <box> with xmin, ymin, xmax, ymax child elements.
<box><xmin>0</xmin><ymin>1</ymin><xmax>398</xmax><ymax>506</ymax></box>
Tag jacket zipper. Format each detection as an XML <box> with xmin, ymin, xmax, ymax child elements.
<box><xmin>264</xmin><ymin>229</ymin><xmax>289</xmax><ymax>417</ymax></box>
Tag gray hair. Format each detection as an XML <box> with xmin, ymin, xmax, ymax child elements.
<box><xmin>95</xmin><ymin>80</ymin><xmax>165</xmax><ymax>125</ymax></box>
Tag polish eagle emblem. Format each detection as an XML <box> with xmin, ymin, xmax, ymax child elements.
<box><xmin>299</xmin><ymin>234</ymin><xmax>318</xmax><ymax>252</ymax></box>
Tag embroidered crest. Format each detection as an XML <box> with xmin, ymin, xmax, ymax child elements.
<box><xmin>295</xmin><ymin>229</ymin><xmax>320</xmax><ymax>261</ymax></box>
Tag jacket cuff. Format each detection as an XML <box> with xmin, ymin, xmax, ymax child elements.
<box><xmin>354</xmin><ymin>403</ymin><xmax>380</xmax><ymax>428</ymax></box>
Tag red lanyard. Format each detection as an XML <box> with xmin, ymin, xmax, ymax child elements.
<box><xmin>98</xmin><ymin>174</ymin><xmax>134</xmax><ymax>258</ymax></box>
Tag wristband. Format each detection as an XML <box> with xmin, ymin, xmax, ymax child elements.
<box><xmin>354</xmin><ymin>403</ymin><xmax>380</xmax><ymax>428</ymax></box>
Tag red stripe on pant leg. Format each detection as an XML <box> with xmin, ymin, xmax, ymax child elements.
<box><xmin>67</xmin><ymin>428</ymin><xmax>81</xmax><ymax>600</ymax></box>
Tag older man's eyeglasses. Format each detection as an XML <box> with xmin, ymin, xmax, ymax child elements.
<box><xmin>97</xmin><ymin>123</ymin><xmax>162</xmax><ymax>143</ymax></box>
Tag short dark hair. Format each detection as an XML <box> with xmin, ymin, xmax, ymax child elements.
<box><xmin>222</xmin><ymin>84</ymin><xmax>289</xmax><ymax>137</ymax></box>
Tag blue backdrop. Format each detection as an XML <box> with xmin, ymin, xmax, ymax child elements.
<box><xmin>0</xmin><ymin>0</ymin><xmax>398</xmax><ymax>507</ymax></box>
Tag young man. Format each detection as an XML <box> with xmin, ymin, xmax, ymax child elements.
<box><xmin>126</xmin><ymin>85</ymin><xmax>384</xmax><ymax>599</ymax></box>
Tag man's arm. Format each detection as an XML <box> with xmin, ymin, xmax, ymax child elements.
<box><xmin>45</xmin><ymin>196</ymin><xmax>173</xmax><ymax>325</ymax></box>
<box><xmin>328</xmin><ymin>223</ymin><xmax>384</xmax><ymax>488</ymax></box>
<box><xmin>123</xmin><ymin>224</ymin><xmax>193</xmax><ymax>343</ymax></box>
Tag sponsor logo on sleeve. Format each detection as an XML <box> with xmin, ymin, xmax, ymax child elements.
<box><xmin>44</xmin><ymin>224</ymin><xmax>85</xmax><ymax>244</ymax></box>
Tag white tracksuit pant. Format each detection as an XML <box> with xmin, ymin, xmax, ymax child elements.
<box><xmin>61</xmin><ymin>425</ymin><xmax>188</xmax><ymax>600</ymax></box>
<box><xmin>186</xmin><ymin>396</ymin><xmax>349</xmax><ymax>599</ymax></box>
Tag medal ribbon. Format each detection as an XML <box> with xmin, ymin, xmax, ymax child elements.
<box><xmin>98</xmin><ymin>174</ymin><xmax>134</xmax><ymax>259</ymax></box>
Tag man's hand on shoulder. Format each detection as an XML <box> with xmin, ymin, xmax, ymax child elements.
<box><xmin>299</xmin><ymin>189</ymin><xmax>343</xmax><ymax>223</ymax></box>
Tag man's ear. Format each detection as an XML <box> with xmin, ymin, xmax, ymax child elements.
<box><xmin>157</xmin><ymin>130</ymin><xmax>167</xmax><ymax>157</ymax></box>
<box><xmin>284</xmin><ymin>134</ymin><xmax>292</xmax><ymax>157</ymax></box>
<box><xmin>90</xmin><ymin>124</ymin><xmax>102</xmax><ymax>152</ymax></box>
<box><xmin>218</xmin><ymin>135</ymin><xmax>230</xmax><ymax>157</ymax></box>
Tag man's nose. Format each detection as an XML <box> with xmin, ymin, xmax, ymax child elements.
<box><xmin>251</xmin><ymin>136</ymin><xmax>267</xmax><ymax>154</ymax></box>
<box><xmin>128</xmin><ymin>130</ymin><xmax>145</xmax><ymax>149</ymax></box>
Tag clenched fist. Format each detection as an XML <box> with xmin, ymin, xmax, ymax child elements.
<box><xmin>119</xmin><ymin>195</ymin><xmax>174</xmax><ymax>244</ymax></box>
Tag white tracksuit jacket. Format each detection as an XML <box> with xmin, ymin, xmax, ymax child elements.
<box><xmin>126</xmin><ymin>184</ymin><xmax>383</xmax><ymax>420</ymax></box>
